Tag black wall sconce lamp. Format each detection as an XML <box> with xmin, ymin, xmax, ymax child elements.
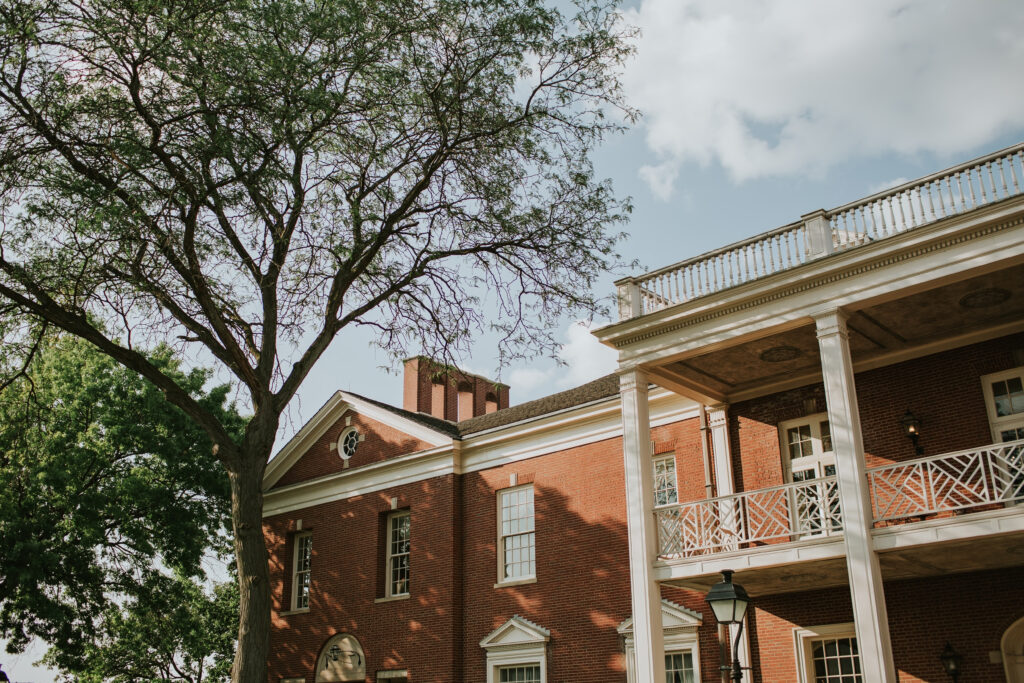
<box><xmin>940</xmin><ymin>642</ymin><xmax>963</xmax><ymax>682</ymax></box>
<box><xmin>900</xmin><ymin>409</ymin><xmax>924</xmax><ymax>455</ymax></box>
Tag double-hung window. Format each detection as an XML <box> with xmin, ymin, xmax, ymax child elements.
<box><xmin>498</xmin><ymin>485</ymin><xmax>535</xmax><ymax>582</ymax></box>
<box><xmin>654</xmin><ymin>454</ymin><xmax>679</xmax><ymax>507</ymax></box>
<box><xmin>292</xmin><ymin>532</ymin><xmax>312</xmax><ymax>611</ymax></box>
<box><xmin>386</xmin><ymin>511</ymin><xmax>411</xmax><ymax>597</ymax></box>
<box><xmin>497</xmin><ymin>665</ymin><xmax>542</xmax><ymax>682</ymax></box>
<box><xmin>794</xmin><ymin>624</ymin><xmax>862</xmax><ymax>683</ymax></box>
<box><xmin>982</xmin><ymin>366</ymin><xmax>1024</xmax><ymax>442</ymax></box>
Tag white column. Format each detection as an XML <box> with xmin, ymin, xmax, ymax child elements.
<box><xmin>708</xmin><ymin>405</ymin><xmax>735</xmax><ymax>496</ymax></box>
<box><xmin>708</xmin><ymin>404</ymin><xmax>739</xmax><ymax>552</ymax></box>
<box><xmin>815</xmin><ymin>310</ymin><xmax>897</xmax><ymax>682</ymax></box>
<box><xmin>708</xmin><ymin>405</ymin><xmax>748</xmax><ymax>672</ymax></box>
<box><xmin>620</xmin><ymin>369</ymin><xmax>665</xmax><ymax>683</ymax></box>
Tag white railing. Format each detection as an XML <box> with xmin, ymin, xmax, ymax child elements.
<box><xmin>618</xmin><ymin>142</ymin><xmax>1024</xmax><ymax>320</ymax></box>
<box><xmin>868</xmin><ymin>439</ymin><xmax>1024</xmax><ymax>522</ymax></box>
<box><xmin>656</xmin><ymin>476</ymin><xmax>841</xmax><ymax>558</ymax></box>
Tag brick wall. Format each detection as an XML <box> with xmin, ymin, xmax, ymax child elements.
<box><xmin>266</xmin><ymin>412</ymin><xmax>717</xmax><ymax>682</ymax></box>
<box><xmin>669</xmin><ymin>565</ymin><xmax>1023</xmax><ymax>682</ymax></box>
<box><xmin>727</xmin><ymin>334</ymin><xmax>1022</xmax><ymax>494</ymax></box>
<box><xmin>263</xmin><ymin>333</ymin><xmax>1024</xmax><ymax>682</ymax></box>
<box><xmin>265</xmin><ymin>474</ymin><xmax>461</xmax><ymax>682</ymax></box>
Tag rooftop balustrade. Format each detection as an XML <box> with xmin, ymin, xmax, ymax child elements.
<box><xmin>655</xmin><ymin>439</ymin><xmax>1024</xmax><ymax>559</ymax></box>
<box><xmin>618</xmin><ymin>143</ymin><xmax>1024</xmax><ymax>320</ymax></box>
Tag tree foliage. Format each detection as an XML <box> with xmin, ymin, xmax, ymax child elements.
<box><xmin>46</xmin><ymin>573</ymin><xmax>239</xmax><ymax>683</ymax></box>
<box><xmin>0</xmin><ymin>0</ymin><xmax>635</xmax><ymax>677</ymax></box>
<box><xmin>0</xmin><ymin>335</ymin><xmax>243</xmax><ymax>663</ymax></box>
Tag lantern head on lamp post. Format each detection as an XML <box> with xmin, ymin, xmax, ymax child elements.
<box><xmin>940</xmin><ymin>642</ymin><xmax>962</xmax><ymax>682</ymax></box>
<box><xmin>706</xmin><ymin>570</ymin><xmax>751</xmax><ymax>682</ymax></box>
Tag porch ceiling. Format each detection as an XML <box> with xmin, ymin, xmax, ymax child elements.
<box><xmin>649</xmin><ymin>262</ymin><xmax>1024</xmax><ymax>403</ymax></box>
<box><xmin>664</xmin><ymin>530</ymin><xmax>1024</xmax><ymax>598</ymax></box>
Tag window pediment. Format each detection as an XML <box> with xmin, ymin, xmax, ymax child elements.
<box><xmin>480</xmin><ymin>615</ymin><xmax>550</xmax><ymax>650</ymax></box>
<box><xmin>617</xmin><ymin>599</ymin><xmax>703</xmax><ymax>637</ymax></box>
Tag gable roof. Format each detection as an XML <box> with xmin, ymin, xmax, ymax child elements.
<box><xmin>344</xmin><ymin>390</ymin><xmax>461</xmax><ymax>437</ymax></box>
<box><xmin>263</xmin><ymin>390</ymin><xmax>455</xmax><ymax>489</ymax></box>
<box><xmin>457</xmin><ymin>374</ymin><xmax>620</xmax><ymax>435</ymax></box>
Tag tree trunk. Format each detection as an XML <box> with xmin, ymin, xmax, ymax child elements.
<box><xmin>229</xmin><ymin>445</ymin><xmax>272</xmax><ymax>683</ymax></box>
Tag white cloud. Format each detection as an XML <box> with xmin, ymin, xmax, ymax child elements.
<box><xmin>507</xmin><ymin>320</ymin><xmax>618</xmax><ymax>401</ymax></box>
<box><xmin>638</xmin><ymin>161</ymin><xmax>679</xmax><ymax>200</ymax></box>
<box><xmin>622</xmin><ymin>1</ymin><xmax>1024</xmax><ymax>190</ymax></box>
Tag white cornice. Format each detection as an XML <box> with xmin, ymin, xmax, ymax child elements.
<box><xmin>263</xmin><ymin>443</ymin><xmax>456</xmax><ymax>517</ymax></box>
<box><xmin>263</xmin><ymin>390</ymin><xmax>453</xmax><ymax>490</ymax></box>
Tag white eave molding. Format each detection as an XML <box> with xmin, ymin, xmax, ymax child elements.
<box><xmin>263</xmin><ymin>390</ymin><xmax>453</xmax><ymax>490</ymax></box>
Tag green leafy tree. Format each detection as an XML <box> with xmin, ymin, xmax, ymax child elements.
<box><xmin>0</xmin><ymin>0</ymin><xmax>635</xmax><ymax>677</ymax></box>
<box><xmin>46</xmin><ymin>573</ymin><xmax>239</xmax><ymax>683</ymax></box>
<box><xmin>0</xmin><ymin>335</ymin><xmax>243</xmax><ymax>673</ymax></box>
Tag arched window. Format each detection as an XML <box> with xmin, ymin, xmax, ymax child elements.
<box><xmin>485</xmin><ymin>391</ymin><xmax>498</xmax><ymax>414</ymax></box>
<box><xmin>316</xmin><ymin>633</ymin><xmax>366</xmax><ymax>682</ymax></box>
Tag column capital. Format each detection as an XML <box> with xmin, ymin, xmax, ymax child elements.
<box><xmin>618</xmin><ymin>367</ymin><xmax>649</xmax><ymax>393</ymax></box>
<box><xmin>707</xmin><ymin>403</ymin><xmax>729</xmax><ymax>427</ymax></box>
<box><xmin>813</xmin><ymin>307</ymin><xmax>851</xmax><ymax>338</ymax></box>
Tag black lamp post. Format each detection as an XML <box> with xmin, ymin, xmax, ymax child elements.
<box><xmin>706</xmin><ymin>570</ymin><xmax>751</xmax><ymax>682</ymax></box>
<box><xmin>940</xmin><ymin>642</ymin><xmax>963</xmax><ymax>682</ymax></box>
<box><xmin>900</xmin><ymin>410</ymin><xmax>924</xmax><ymax>455</ymax></box>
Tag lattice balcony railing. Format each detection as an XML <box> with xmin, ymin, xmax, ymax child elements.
<box><xmin>655</xmin><ymin>476</ymin><xmax>841</xmax><ymax>558</ymax></box>
<box><xmin>617</xmin><ymin>142</ymin><xmax>1024</xmax><ymax>320</ymax></box>
<box><xmin>868</xmin><ymin>439</ymin><xmax>1024</xmax><ymax>522</ymax></box>
<box><xmin>654</xmin><ymin>440</ymin><xmax>1024</xmax><ymax>560</ymax></box>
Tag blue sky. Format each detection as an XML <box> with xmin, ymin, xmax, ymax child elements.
<box><xmin>7</xmin><ymin>1</ymin><xmax>1024</xmax><ymax>680</ymax></box>
<box><xmin>277</xmin><ymin>0</ymin><xmax>1024</xmax><ymax>438</ymax></box>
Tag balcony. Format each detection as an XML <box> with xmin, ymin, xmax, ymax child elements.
<box><xmin>657</xmin><ymin>438</ymin><xmax>1023</xmax><ymax>559</ymax></box>
<box><xmin>617</xmin><ymin>143</ymin><xmax>1024</xmax><ymax>321</ymax></box>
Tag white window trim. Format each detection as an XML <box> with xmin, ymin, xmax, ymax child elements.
<box><xmin>386</xmin><ymin>510</ymin><xmax>411</xmax><ymax>597</ymax></box>
<box><xmin>792</xmin><ymin>622</ymin><xmax>858</xmax><ymax>683</ymax></box>
<box><xmin>653</xmin><ymin>453</ymin><xmax>679</xmax><ymax>508</ymax></box>
<box><xmin>981</xmin><ymin>365</ymin><xmax>1024</xmax><ymax>442</ymax></box>
<box><xmin>619</xmin><ymin>599</ymin><xmax>703</xmax><ymax>683</ymax></box>
<box><xmin>480</xmin><ymin>616</ymin><xmax>549</xmax><ymax>683</ymax></box>
<box><xmin>338</xmin><ymin>425</ymin><xmax>362</xmax><ymax>461</ymax></box>
<box><xmin>496</xmin><ymin>484</ymin><xmax>535</xmax><ymax>585</ymax></box>
<box><xmin>291</xmin><ymin>531</ymin><xmax>312</xmax><ymax>612</ymax></box>
<box><xmin>376</xmin><ymin>670</ymin><xmax>409</xmax><ymax>681</ymax></box>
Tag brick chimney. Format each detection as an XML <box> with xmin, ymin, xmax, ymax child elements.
<box><xmin>402</xmin><ymin>356</ymin><xmax>509</xmax><ymax>421</ymax></box>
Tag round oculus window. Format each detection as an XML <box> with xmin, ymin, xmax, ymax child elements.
<box><xmin>341</xmin><ymin>428</ymin><xmax>359</xmax><ymax>458</ymax></box>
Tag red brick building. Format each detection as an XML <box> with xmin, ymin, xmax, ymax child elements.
<box><xmin>263</xmin><ymin>144</ymin><xmax>1024</xmax><ymax>682</ymax></box>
